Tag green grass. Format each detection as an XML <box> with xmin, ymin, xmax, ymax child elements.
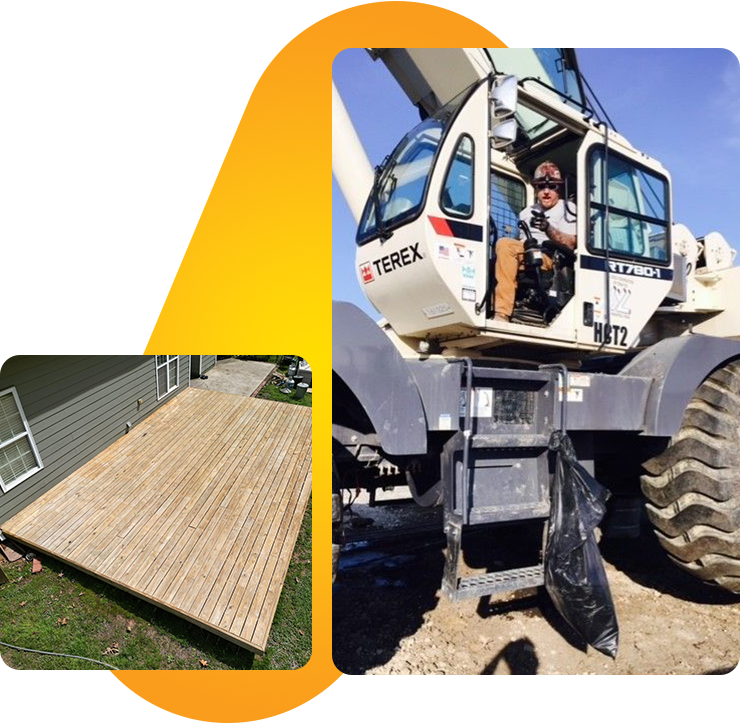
<box><xmin>217</xmin><ymin>355</ymin><xmax>312</xmax><ymax>407</ymax></box>
<box><xmin>252</xmin><ymin>497</ymin><xmax>312</xmax><ymax>669</ymax></box>
<box><xmin>222</xmin><ymin>355</ymin><xmax>294</xmax><ymax>367</ymax></box>
<box><xmin>0</xmin><ymin>497</ymin><xmax>312</xmax><ymax>670</ymax></box>
<box><xmin>235</xmin><ymin>355</ymin><xmax>284</xmax><ymax>364</ymax></box>
<box><xmin>257</xmin><ymin>383</ymin><xmax>312</xmax><ymax>407</ymax></box>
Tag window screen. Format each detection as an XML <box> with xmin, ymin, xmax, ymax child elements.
<box><xmin>491</xmin><ymin>173</ymin><xmax>526</xmax><ymax>241</ymax></box>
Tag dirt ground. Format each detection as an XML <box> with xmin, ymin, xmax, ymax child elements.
<box><xmin>332</xmin><ymin>496</ymin><xmax>740</xmax><ymax>675</ymax></box>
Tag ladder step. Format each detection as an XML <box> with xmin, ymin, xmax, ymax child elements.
<box><xmin>449</xmin><ymin>564</ymin><xmax>544</xmax><ymax>601</ymax></box>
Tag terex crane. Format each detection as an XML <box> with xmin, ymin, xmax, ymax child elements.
<box><xmin>332</xmin><ymin>49</ymin><xmax>740</xmax><ymax>603</ymax></box>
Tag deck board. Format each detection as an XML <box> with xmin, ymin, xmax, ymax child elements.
<box><xmin>1</xmin><ymin>387</ymin><xmax>312</xmax><ymax>653</ymax></box>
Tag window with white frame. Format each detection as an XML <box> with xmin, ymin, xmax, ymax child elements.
<box><xmin>155</xmin><ymin>355</ymin><xmax>179</xmax><ymax>400</ymax></box>
<box><xmin>0</xmin><ymin>387</ymin><xmax>43</xmax><ymax>493</ymax></box>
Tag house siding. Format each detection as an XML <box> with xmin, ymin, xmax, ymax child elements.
<box><xmin>201</xmin><ymin>355</ymin><xmax>216</xmax><ymax>374</ymax></box>
<box><xmin>190</xmin><ymin>355</ymin><xmax>217</xmax><ymax>378</ymax></box>
<box><xmin>0</xmin><ymin>355</ymin><xmax>189</xmax><ymax>526</ymax></box>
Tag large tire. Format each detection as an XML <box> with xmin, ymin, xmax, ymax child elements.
<box><xmin>641</xmin><ymin>361</ymin><xmax>740</xmax><ymax>593</ymax></box>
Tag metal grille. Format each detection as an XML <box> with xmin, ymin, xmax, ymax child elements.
<box><xmin>491</xmin><ymin>174</ymin><xmax>526</xmax><ymax>241</ymax></box>
<box><xmin>493</xmin><ymin>389</ymin><xmax>535</xmax><ymax>425</ymax></box>
<box><xmin>454</xmin><ymin>565</ymin><xmax>545</xmax><ymax>600</ymax></box>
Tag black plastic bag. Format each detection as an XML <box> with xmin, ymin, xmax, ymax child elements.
<box><xmin>545</xmin><ymin>431</ymin><xmax>619</xmax><ymax>658</ymax></box>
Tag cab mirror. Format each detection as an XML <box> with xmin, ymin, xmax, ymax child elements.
<box><xmin>491</xmin><ymin>75</ymin><xmax>518</xmax><ymax>119</ymax></box>
<box><xmin>491</xmin><ymin>119</ymin><xmax>517</xmax><ymax>149</ymax></box>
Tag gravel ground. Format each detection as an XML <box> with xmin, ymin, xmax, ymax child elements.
<box><xmin>333</xmin><ymin>499</ymin><xmax>740</xmax><ymax>675</ymax></box>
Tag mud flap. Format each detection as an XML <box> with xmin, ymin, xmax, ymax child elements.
<box><xmin>545</xmin><ymin>431</ymin><xmax>619</xmax><ymax>658</ymax></box>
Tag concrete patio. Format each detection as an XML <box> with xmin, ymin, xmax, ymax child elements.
<box><xmin>190</xmin><ymin>358</ymin><xmax>275</xmax><ymax>396</ymax></box>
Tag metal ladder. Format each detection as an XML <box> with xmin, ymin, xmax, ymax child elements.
<box><xmin>440</xmin><ymin>363</ymin><xmax>568</xmax><ymax>602</ymax></box>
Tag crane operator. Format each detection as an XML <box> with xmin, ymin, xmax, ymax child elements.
<box><xmin>493</xmin><ymin>161</ymin><xmax>576</xmax><ymax>323</ymax></box>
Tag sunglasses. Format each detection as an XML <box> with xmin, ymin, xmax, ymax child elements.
<box><xmin>534</xmin><ymin>182</ymin><xmax>562</xmax><ymax>191</ymax></box>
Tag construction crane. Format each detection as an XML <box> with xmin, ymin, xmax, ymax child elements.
<box><xmin>332</xmin><ymin>49</ymin><xmax>740</xmax><ymax>623</ymax></box>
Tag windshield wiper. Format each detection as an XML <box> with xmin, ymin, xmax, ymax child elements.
<box><xmin>387</xmin><ymin>170</ymin><xmax>398</xmax><ymax>198</ymax></box>
<box><xmin>371</xmin><ymin>156</ymin><xmax>397</xmax><ymax>242</ymax></box>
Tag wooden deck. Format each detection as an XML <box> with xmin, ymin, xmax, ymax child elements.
<box><xmin>1</xmin><ymin>387</ymin><xmax>312</xmax><ymax>653</ymax></box>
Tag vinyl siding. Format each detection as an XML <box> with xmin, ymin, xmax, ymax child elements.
<box><xmin>189</xmin><ymin>355</ymin><xmax>217</xmax><ymax>378</ymax></box>
<box><xmin>0</xmin><ymin>355</ymin><xmax>189</xmax><ymax>526</ymax></box>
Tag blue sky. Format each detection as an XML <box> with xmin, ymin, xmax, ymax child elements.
<box><xmin>332</xmin><ymin>48</ymin><xmax>740</xmax><ymax>317</ymax></box>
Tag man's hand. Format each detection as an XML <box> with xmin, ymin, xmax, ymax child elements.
<box><xmin>531</xmin><ymin>208</ymin><xmax>577</xmax><ymax>251</ymax></box>
<box><xmin>530</xmin><ymin>209</ymin><xmax>550</xmax><ymax>233</ymax></box>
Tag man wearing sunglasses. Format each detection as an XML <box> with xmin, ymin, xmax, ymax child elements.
<box><xmin>494</xmin><ymin>161</ymin><xmax>577</xmax><ymax>323</ymax></box>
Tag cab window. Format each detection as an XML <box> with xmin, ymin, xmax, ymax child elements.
<box><xmin>589</xmin><ymin>147</ymin><xmax>670</xmax><ymax>262</ymax></box>
<box><xmin>441</xmin><ymin>135</ymin><xmax>474</xmax><ymax>218</ymax></box>
<box><xmin>356</xmin><ymin>82</ymin><xmax>475</xmax><ymax>245</ymax></box>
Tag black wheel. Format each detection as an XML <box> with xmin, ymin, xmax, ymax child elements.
<box><xmin>641</xmin><ymin>361</ymin><xmax>740</xmax><ymax>593</ymax></box>
<box><xmin>332</xmin><ymin>456</ymin><xmax>342</xmax><ymax>584</ymax></box>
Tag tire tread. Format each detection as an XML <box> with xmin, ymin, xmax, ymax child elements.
<box><xmin>641</xmin><ymin>363</ymin><xmax>740</xmax><ymax>594</ymax></box>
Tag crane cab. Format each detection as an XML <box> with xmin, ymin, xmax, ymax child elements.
<box><xmin>355</xmin><ymin>69</ymin><xmax>675</xmax><ymax>356</ymax></box>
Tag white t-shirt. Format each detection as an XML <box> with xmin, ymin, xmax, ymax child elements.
<box><xmin>519</xmin><ymin>199</ymin><xmax>576</xmax><ymax>244</ymax></box>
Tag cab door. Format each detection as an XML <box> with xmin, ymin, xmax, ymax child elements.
<box><xmin>574</xmin><ymin>135</ymin><xmax>674</xmax><ymax>351</ymax></box>
<box><xmin>418</xmin><ymin>77</ymin><xmax>493</xmax><ymax>331</ymax></box>
<box><xmin>355</xmin><ymin>77</ymin><xmax>495</xmax><ymax>338</ymax></box>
